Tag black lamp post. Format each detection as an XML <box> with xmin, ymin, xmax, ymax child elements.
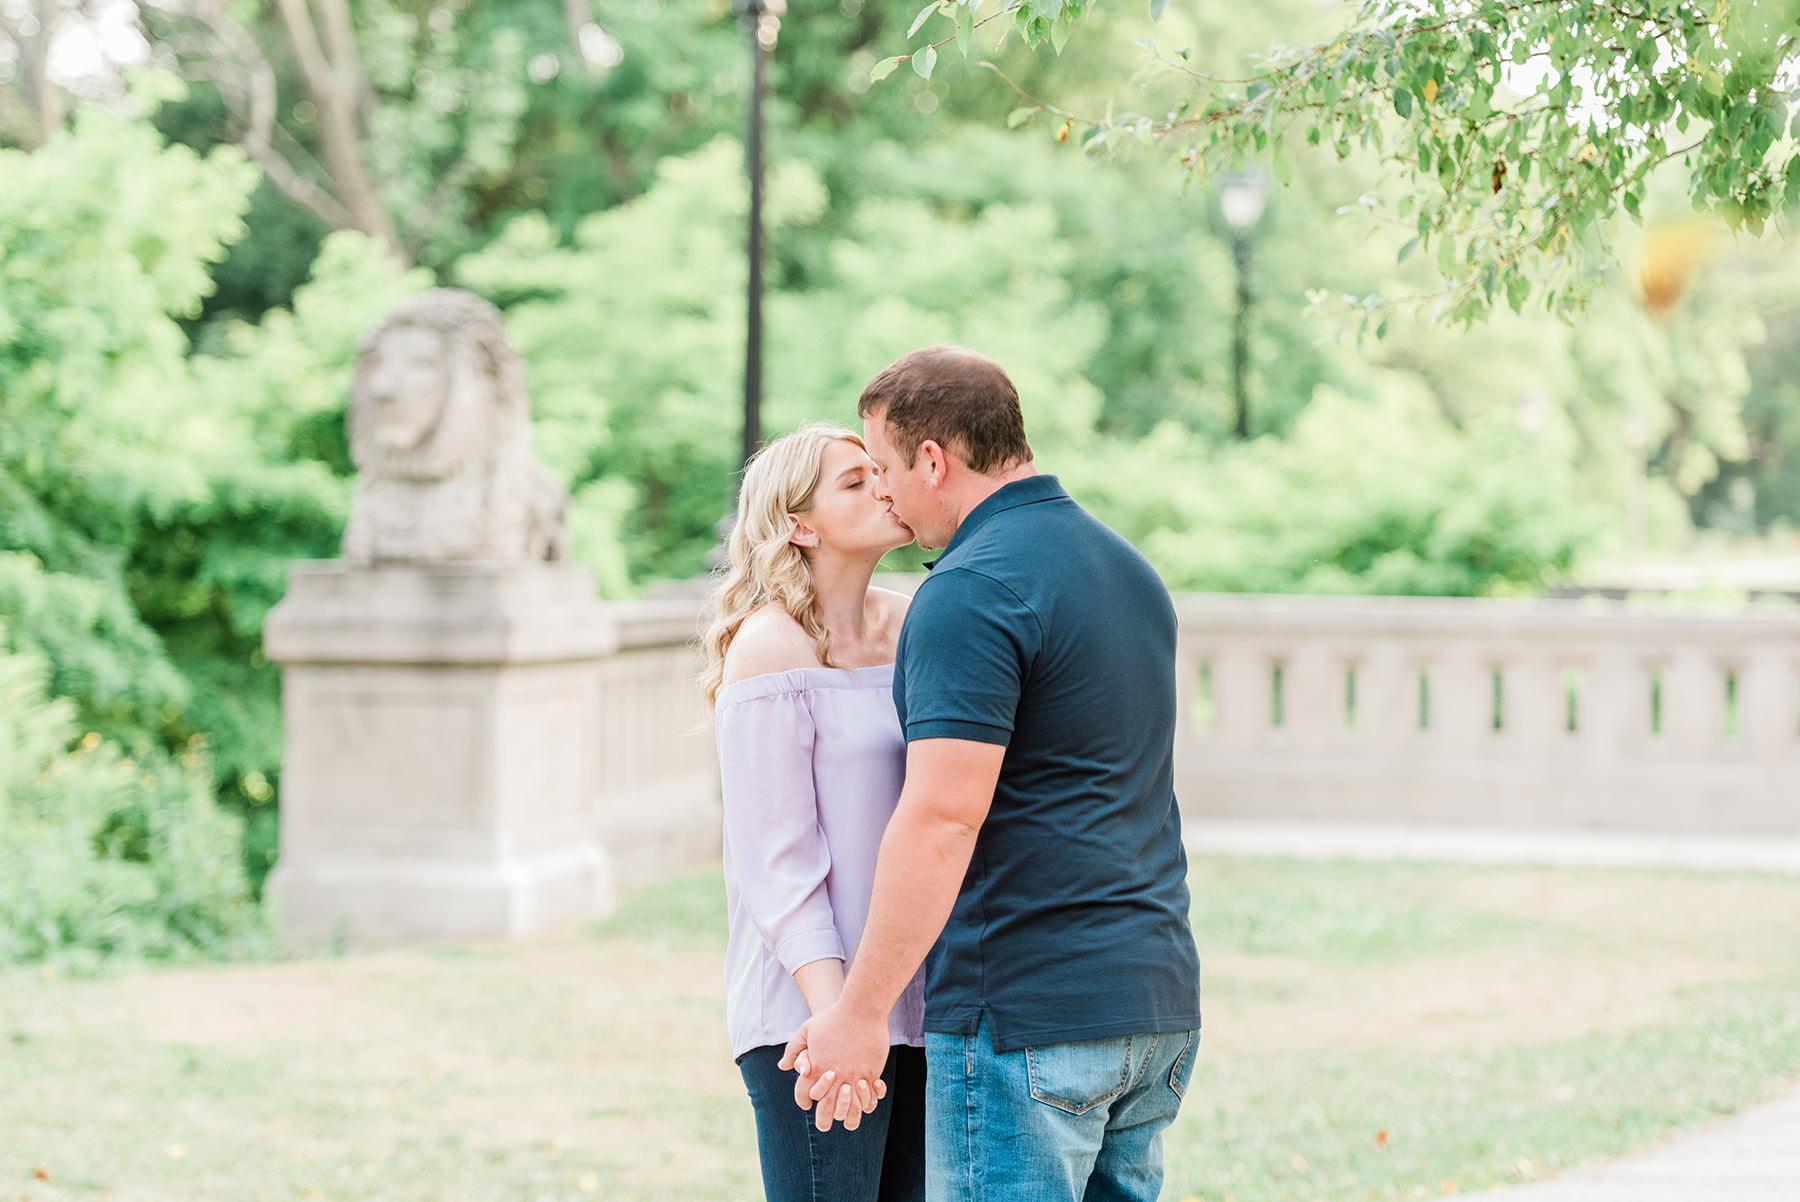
<box><xmin>1218</xmin><ymin>169</ymin><xmax>1269</xmax><ymax>440</ymax></box>
<box><xmin>735</xmin><ymin>0</ymin><xmax>784</xmax><ymax>472</ymax></box>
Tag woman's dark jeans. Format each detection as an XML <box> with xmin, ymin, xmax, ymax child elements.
<box><xmin>738</xmin><ymin>1043</ymin><xmax>926</xmax><ymax>1202</ymax></box>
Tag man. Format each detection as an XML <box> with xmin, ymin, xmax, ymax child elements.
<box><xmin>782</xmin><ymin>346</ymin><xmax>1201</xmax><ymax>1201</ymax></box>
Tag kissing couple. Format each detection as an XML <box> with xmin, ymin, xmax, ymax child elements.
<box><xmin>702</xmin><ymin>346</ymin><xmax>1202</xmax><ymax>1202</ymax></box>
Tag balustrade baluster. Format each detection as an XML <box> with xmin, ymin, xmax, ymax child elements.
<box><xmin>1422</xmin><ymin>648</ymin><xmax>1488</xmax><ymax>754</ymax></box>
<box><xmin>1210</xmin><ymin>644</ymin><xmax>1273</xmax><ymax>752</ymax></box>
<box><xmin>1663</xmin><ymin>649</ymin><xmax>1726</xmax><ymax>761</ymax></box>
<box><xmin>1501</xmin><ymin>653</ymin><xmax>1563</xmax><ymax>752</ymax></box>
<box><xmin>1351</xmin><ymin>642</ymin><xmax>1414</xmax><ymax>744</ymax></box>
<box><xmin>1283</xmin><ymin>645</ymin><xmax>1340</xmax><ymax>750</ymax></box>
<box><xmin>1738</xmin><ymin>651</ymin><xmax>1800</xmax><ymax>764</ymax></box>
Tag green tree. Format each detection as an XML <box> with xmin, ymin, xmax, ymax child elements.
<box><xmin>0</xmin><ymin>103</ymin><xmax>254</xmax><ymax>736</ymax></box>
<box><xmin>0</xmin><ymin>632</ymin><xmax>263</xmax><ymax>970</ymax></box>
<box><xmin>879</xmin><ymin>0</ymin><xmax>1800</xmax><ymax>327</ymax></box>
<box><xmin>0</xmin><ymin>103</ymin><xmax>419</xmax><ymax>890</ymax></box>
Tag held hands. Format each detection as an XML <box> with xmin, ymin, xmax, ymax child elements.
<box><xmin>778</xmin><ymin>1002</ymin><xmax>893</xmax><ymax>1133</ymax></box>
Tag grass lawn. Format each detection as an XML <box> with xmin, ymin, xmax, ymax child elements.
<box><xmin>4</xmin><ymin>857</ymin><xmax>1799</xmax><ymax>1201</ymax></box>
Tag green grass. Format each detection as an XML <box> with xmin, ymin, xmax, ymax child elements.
<box><xmin>1165</xmin><ymin>979</ymin><xmax>1800</xmax><ymax>1200</ymax></box>
<box><xmin>2</xmin><ymin>858</ymin><xmax>1798</xmax><ymax>1201</ymax></box>
<box><xmin>1185</xmin><ymin>858</ymin><xmax>1552</xmax><ymax>965</ymax></box>
<box><xmin>587</xmin><ymin>868</ymin><xmax>727</xmax><ymax>951</ymax></box>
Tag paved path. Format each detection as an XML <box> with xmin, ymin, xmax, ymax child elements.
<box><xmin>1182</xmin><ymin>819</ymin><xmax>1800</xmax><ymax>873</ymax></box>
<box><xmin>1487</xmin><ymin>1086</ymin><xmax>1800</xmax><ymax>1201</ymax></box>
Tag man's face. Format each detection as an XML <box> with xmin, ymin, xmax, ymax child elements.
<box><xmin>863</xmin><ymin>412</ymin><xmax>946</xmax><ymax>549</ymax></box>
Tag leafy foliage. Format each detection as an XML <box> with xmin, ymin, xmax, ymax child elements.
<box><xmin>884</xmin><ymin>0</ymin><xmax>1800</xmax><ymax>327</ymax></box>
<box><xmin>458</xmin><ymin>130</ymin><xmax>1599</xmax><ymax>593</ymax></box>
<box><xmin>0</xmin><ymin>107</ymin><xmax>420</xmax><ymax>900</ymax></box>
<box><xmin>0</xmin><ymin>632</ymin><xmax>265</xmax><ymax>971</ymax></box>
<box><xmin>0</xmin><ymin>105</ymin><xmax>254</xmax><ymax>739</ymax></box>
<box><xmin>1065</xmin><ymin>387</ymin><xmax>1590</xmax><ymax>596</ymax></box>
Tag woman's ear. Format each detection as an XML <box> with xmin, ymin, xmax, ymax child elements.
<box><xmin>787</xmin><ymin>514</ymin><xmax>819</xmax><ymax>549</ymax></box>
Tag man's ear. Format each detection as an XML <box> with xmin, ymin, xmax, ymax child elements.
<box><xmin>787</xmin><ymin>514</ymin><xmax>819</xmax><ymax>549</ymax></box>
<box><xmin>918</xmin><ymin>439</ymin><xmax>950</xmax><ymax>487</ymax></box>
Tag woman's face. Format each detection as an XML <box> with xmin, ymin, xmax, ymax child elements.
<box><xmin>796</xmin><ymin>439</ymin><xmax>914</xmax><ymax>555</ymax></box>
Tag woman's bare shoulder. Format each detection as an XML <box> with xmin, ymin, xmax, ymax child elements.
<box><xmin>871</xmin><ymin>586</ymin><xmax>914</xmax><ymax>626</ymax></box>
<box><xmin>722</xmin><ymin>606</ymin><xmax>822</xmax><ymax>686</ymax></box>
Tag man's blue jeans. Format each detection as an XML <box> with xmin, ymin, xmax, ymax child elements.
<box><xmin>924</xmin><ymin>1016</ymin><xmax>1198</xmax><ymax>1202</ymax></box>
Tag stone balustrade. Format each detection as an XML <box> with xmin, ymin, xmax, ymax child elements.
<box><xmin>272</xmin><ymin>578</ymin><xmax>1800</xmax><ymax>944</ymax></box>
<box><xmin>592</xmin><ymin>597</ymin><xmax>719</xmax><ymax>893</ymax></box>
<box><xmin>1173</xmin><ymin>594</ymin><xmax>1800</xmax><ymax>833</ymax></box>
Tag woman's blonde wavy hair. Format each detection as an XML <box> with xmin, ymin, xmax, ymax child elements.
<box><xmin>700</xmin><ymin>424</ymin><xmax>866</xmax><ymax>709</ymax></box>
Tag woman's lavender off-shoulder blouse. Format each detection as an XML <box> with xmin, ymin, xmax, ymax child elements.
<box><xmin>713</xmin><ymin>663</ymin><xmax>926</xmax><ymax>1060</ymax></box>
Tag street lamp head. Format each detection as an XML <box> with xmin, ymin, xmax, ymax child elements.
<box><xmin>735</xmin><ymin>0</ymin><xmax>784</xmax><ymax>46</ymax></box>
<box><xmin>1218</xmin><ymin>168</ymin><xmax>1270</xmax><ymax>232</ymax></box>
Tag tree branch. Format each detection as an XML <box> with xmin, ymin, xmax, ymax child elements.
<box><xmin>177</xmin><ymin>0</ymin><xmax>357</xmax><ymax>229</ymax></box>
<box><xmin>272</xmin><ymin>0</ymin><xmax>406</xmax><ymax>258</ymax></box>
<box><xmin>1</xmin><ymin>0</ymin><xmax>66</xmax><ymax>148</ymax></box>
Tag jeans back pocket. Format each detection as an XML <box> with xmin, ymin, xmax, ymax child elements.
<box><xmin>1025</xmin><ymin>1035</ymin><xmax>1135</xmax><ymax>1116</ymax></box>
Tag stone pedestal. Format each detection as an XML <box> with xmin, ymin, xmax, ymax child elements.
<box><xmin>263</xmin><ymin>562</ymin><xmax>617</xmax><ymax>944</ymax></box>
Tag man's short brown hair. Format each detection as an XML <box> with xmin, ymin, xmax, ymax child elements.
<box><xmin>857</xmin><ymin>346</ymin><xmax>1034</xmax><ymax>474</ymax></box>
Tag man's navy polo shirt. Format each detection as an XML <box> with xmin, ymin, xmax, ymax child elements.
<box><xmin>894</xmin><ymin>473</ymin><xmax>1201</xmax><ymax>1053</ymax></box>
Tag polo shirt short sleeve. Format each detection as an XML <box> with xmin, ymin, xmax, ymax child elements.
<box><xmin>894</xmin><ymin>568</ymin><xmax>1041</xmax><ymax>747</ymax></box>
<box><xmin>890</xmin><ymin>474</ymin><xmax>1202</xmax><ymax>1055</ymax></box>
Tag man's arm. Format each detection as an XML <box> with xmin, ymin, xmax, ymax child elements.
<box><xmin>780</xmin><ymin>736</ymin><xmax>1003</xmax><ymax>1131</ymax></box>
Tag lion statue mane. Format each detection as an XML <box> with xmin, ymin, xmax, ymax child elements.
<box><xmin>341</xmin><ymin>288</ymin><xmax>569</xmax><ymax>564</ymax></box>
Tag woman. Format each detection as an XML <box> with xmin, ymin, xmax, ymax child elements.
<box><xmin>701</xmin><ymin>424</ymin><xmax>925</xmax><ymax>1202</ymax></box>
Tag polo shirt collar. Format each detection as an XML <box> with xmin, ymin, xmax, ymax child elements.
<box><xmin>926</xmin><ymin>474</ymin><xmax>1067</xmax><ymax>568</ymax></box>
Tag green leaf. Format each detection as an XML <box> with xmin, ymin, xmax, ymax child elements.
<box><xmin>1397</xmin><ymin>236</ymin><xmax>1421</xmax><ymax>263</ymax></box>
<box><xmin>1150</xmin><ymin>0</ymin><xmax>1169</xmax><ymax>18</ymax></box>
<box><xmin>1394</xmin><ymin>86</ymin><xmax>1413</xmax><ymax>118</ymax></box>
<box><xmin>1271</xmin><ymin>153</ymin><xmax>1292</xmax><ymax>186</ymax></box>
<box><xmin>907</xmin><ymin>1</ymin><xmax>941</xmax><ymax>39</ymax></box>
<box><xmin>1007</xmin><ymin>106</ymin><xmax>1038</xmax><ymax>129</ymax></box>
<box><xmin>913</xmin><ymin>43</ymin><xmax>938</xmax><ymax>80</ymax></box>
<box><xmin>1051</xmin><ymin>11</ymin><xmax>1074</xmax><ymax>53</ymax></box>
<box><xmin>869</xmin><ymin>56</ymin><xmax>904</xmax><ymax>83</ymax></box>
<box><xmin>1505</xmin><ymin>274</ymin><xmax>1530</xmax><ymax>314</ymax></box>
<box><xmin>955</xmin><ymin>3</ymin><xmax>975</xmax><ymax>57</ymax></box>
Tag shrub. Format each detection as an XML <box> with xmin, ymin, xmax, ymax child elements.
<box><xmin>0</xmin><ymin>633</ymin><xmax>267</xmax><ymax>973</ymax></box>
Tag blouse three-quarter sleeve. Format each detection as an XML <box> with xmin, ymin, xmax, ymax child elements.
<box><xmin>715</xmin><ymin>688</ymin><xmax>847</xmax><ymax>975</ymax></box>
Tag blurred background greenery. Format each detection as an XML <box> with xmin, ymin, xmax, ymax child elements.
<box><xmin>3</xmin><ymin>0</ymin><xmax>1799</xmax><ymax>963</ymax></box>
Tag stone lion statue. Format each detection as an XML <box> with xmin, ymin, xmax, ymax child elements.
<box><xmin>341</xmin><ymin>288</ymin><xmax>569</xmax><ymax>564</ymax></box>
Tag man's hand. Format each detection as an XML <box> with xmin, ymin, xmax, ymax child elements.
<box><xmin>779</xmin><ymin>1001</ymin><xmax>891</xmax><ymax>1133</ymax></box>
